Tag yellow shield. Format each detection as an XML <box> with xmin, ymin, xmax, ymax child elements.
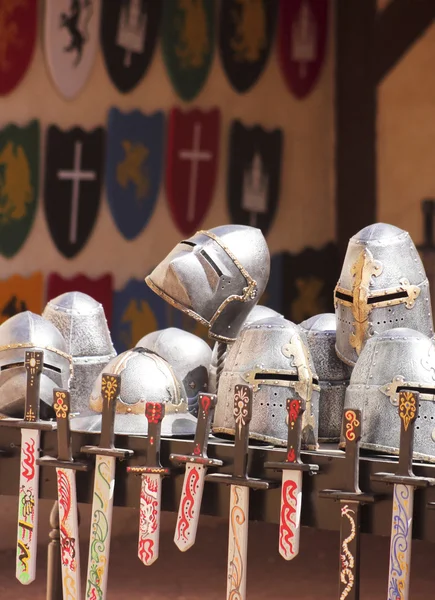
<box><xmin>0</xmin><ymin>272</ymin><xmax>44</xmax><ymax>325</ymax></box>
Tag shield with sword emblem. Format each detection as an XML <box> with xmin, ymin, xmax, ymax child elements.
<box><xmin>44</xmin><ymin>126</ymin><xmax>104</xmax><ymax>259</ymax></box>
<box><xmin>166</xmin><ymin>107</ymin><xmax>220</xmax><ymax>235</ymax></box>
<box><xmin>106</xmin><ymin>108</ymin><xmax>164</xmax><ymax>240</ymax></box>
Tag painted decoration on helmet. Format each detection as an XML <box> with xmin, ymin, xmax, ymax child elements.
<box><xmin>101</xmin><ymin>0</ymin><xmax>161</xmax><ymax>93</ymax></box>
<box><xmin>44</xmin><ymin>0</ymin><xmax>101</xmax><ymax>99</ymax></box>
<box><xmin>166</xmin><ymin>107</ymin><xmax>220</xmax><ymax>235</ymax></box>
<box><xmin>46</xmin><ymin>273</ymin><xmax>113</xmax><ymax>327</ymax></box>
<box><xmin>278</xmin><ymin>0</ymin><xmax>328</xmax><ymax>99</ymax></box>
<box><xmin>219</xmin><ymin>0</ymin><xmax>278</xmax><ymax>93</ymax></box>
<box><xmin>44</xmin><ymin>125</ymin><xmax>105</xmax><ymax>259</ymax></box>
<box><xmin>0</xmin><ymin>273</ymin><xmax>43</xmax><ymax>325</ymax></box>
<box><xmin>106</xmin><ymin>108</ymin><xmax>165</xmax><ymax>240</ymax></box>
<box><xmin>161</xmin><ymin>0</ymin><xmax>215</xmax><ymax>101</ymax></box>
<box><xmin>0</xmin><ymin>120</ymin><xmax>39</xmax><ymax>257</ymax></box>
<box><xmin>227</xmin><ymin>120</ymin><xmax>283</xmax><ymax>237</ymax></box>
<box><xmin>0</xmin><ymin>0</ymin><xmax>38</xmax><ymax>96</ymax></box>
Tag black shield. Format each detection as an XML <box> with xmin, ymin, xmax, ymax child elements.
<box><xmin>227</xmin><ymin>120</ymin><xmax>283</xmax><ymax>236</ymax></box>
<box><xmin>44</xmin><ymin>126</ymin><xmax>104</xmax><ymax>259</ymax></box>
<box><xmin>101</xmin><ymin>0</ymin><xmax>161</xmax><ymax>93</ymax></box>
<box><xmin>219</xmin><ymin>0</ymin><xmax>278</xmax><ymax>93</ymax></box>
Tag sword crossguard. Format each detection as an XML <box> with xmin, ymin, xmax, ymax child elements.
<box><xmin>127</xmin><ymin>401</ymin><xmax>170</xmax><ymax>477</ymax></box>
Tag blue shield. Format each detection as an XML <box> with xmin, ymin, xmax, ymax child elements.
<box><xmin>106</xmin><ymin>108</ymin><xmax>165</xmax><ymax>240</ymax></box>
<box><xmin>112</xmin><ymin>278</ymin><xmax>183</xmax><ymax>353</ymax></box>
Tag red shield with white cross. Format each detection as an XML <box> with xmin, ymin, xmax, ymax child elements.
<box><xmin>166</xmin><ymin>107</ymin><xmax>220</xmax><ymax>235</ymax></box>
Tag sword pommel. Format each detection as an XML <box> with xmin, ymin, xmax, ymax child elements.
<box><xmin>126</xmin><ymin>402</ymin><xmax>170</xmax><ymax>477</ymax></box>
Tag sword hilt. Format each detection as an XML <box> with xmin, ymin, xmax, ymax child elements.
<box><xmin>372</xmin><ymin>391</ymin><xmax>435</xmax><ymax>488</ymax></box>
<box><xmin>81</xmin><ymin>373</ymin><xmax>133</xmax><ymax>460</ymax></box>
<box><xmin>170</xmin><ymin>393</ymin><xmax>223</xmax><ymax>467</ymax></box>
<box><xmin>206</xmin><ymin>384</ymin><xmax>277</xmax><ymax>491</ymax></box>
<box><xmin>320</xmin><ymin>409</ymin><xmax>375</xmax><ymax>503</ymax></box>
<box><xmin>127</xmin><ymin>402</ymin><xmax>170</xmax><ymax>476</ymax></box>
<box><xmin>264</xmin><ymin>397</ymin><xmax>319</xmax><ymax>473</ymax></box>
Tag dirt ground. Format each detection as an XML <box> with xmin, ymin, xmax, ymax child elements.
<box><xmin>0</xmin><ymin>508</ymin><xmax>434</xmax><ymax>599</ymax></box>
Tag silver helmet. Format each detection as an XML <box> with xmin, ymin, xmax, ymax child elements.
<box><xmin>299</xmin><ymin>313</ymin><xmax>352</xmax><ymax>442</ymax></box>
<box><xmin>145</xmin><ymin>225</ymin><xmax>270</xmax><ymax>342</ymax></box>
<box><xmin>136</xmin><ymin>327</ymin><xmax>212</xmax><ymax>417</ymax></box>
<box><xmin>71</xmin><ymin>347</ymin><xmax>197</xmax><ymax>437</ymax></box>
<box><xmin>334</xmin><ymin>223</ymin><xmax>433</xmax><ymax>367</ymax></box>
<box><xmin>0</xmin><ymin>311</ymin><xmax>72</xmax><ymax>418</ymax></box>
<box><xmin>42</xmin><ymin>292</ymin><xmax>117</xmax><ymax>415</ymax></box>
<box><xmin>213</xmin><ymin>316</ymin><xmax>320</xmax><ymax>448</ymax></box>
<box><xmin>343</xmin><ymin>327</ymin><xmax>435</xmax><ymax>462</ymax></box>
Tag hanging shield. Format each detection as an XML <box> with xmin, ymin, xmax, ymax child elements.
<box><xmin>0</xmin><ymin>0</ymin><xmax>38</xmax><ymax>96</ymax></box>
<box><xmin>162</xmin><ymin>0</ymin><xmax>215</xmax><ymax>101</ymax></box>
<box><xmin>0</xmin><ymin>273</ymin><xmax>43</xmax><ymax>325</ymax></box>
<box><xmin>227</xmin><ymin>120</ymin><xmax>282</xmax><ymax>236</ymax></box>
<box><xmin>112</xmin><ymin>278</ymin><xmax>183</xmax><ymax>353</ymax></box>
<box><xmin>0</xmin><ymin>120</ymin><xmax>39</xmax><ymax>258</ymax></box>
<box><xmin>44</xmin><ymin>0</ymin><xmax>101</xmax><ymax>99</ymax></box>
<box><xmin>278</xmin><ymin>0</ymin><xmax>328</xmax><ymax>99</ymax></box>
<box><xmin>219</xmin><ymin>0</ymin><xmax>278</xmax><ymax>93</ymax></box>
<box><xmin>44</xmin><ymin>125</ymin><xmax>104</xmax><ymax>259</ymax></box>
<box><xmin>106</xmin><ymin>108</ymin><xmax>164</xmax><ymax>241</ymax></box>
<box><xmin>101</xmin><ymin>0</ymin><xmax>161</xmax><ymax>93</ymax></box>
<box><xmin>46</xmin><ymin>273</ymin><xmax>113</xmax><ymax>327</ymax></box>
<box><xmin>166</xmin><ymin>107</ymin><xmax>220</xmax><ymax>235</ymax></box>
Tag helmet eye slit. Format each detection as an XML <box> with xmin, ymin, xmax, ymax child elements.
<box><xmin>200</xmin><ymin>250</ymin><xmax>223</xmax><ymax>277</ymax></box>
<box><xmin>254</xmin><ymin>372</ymin><xmax>298</xmax><ymax>382</ymax></box>
<box><xmin>335</xmin><ymin>290</ymin><xmax>353</xmax><ymax>303</ymax></box>
<box><xmin>396</xmin><ymin>385</ymin><xmax>435</xmax><ymax>396</ymax></box>
<box><xmin>180</xmin><ymin>240</ymin><xmax>196</xmax><ymax>248</ymax></box>
<box><xmin>368</xmin><ymin>290</ymin><xmax>408</xmax><ymax>304</ymax></box>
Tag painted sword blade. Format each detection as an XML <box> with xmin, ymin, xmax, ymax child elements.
<box><xmin>174</xmin><ymin>462</ymin><xmax>206</xmax><ymax>551</ymax></box>
<box><xmin>85</xmin><ymin>454</ymin><xmax>116</xmax><ymax>600</ymax></box>
<box><xmin>57</xmin><ymin>467</ymin><xmax>81</xmax><ymax>600</ymax></box>
<box><xmin>387</xmin><ymin>484</ymin><xmax>414</xmax><ymax>600</ymax></box>
<box><xmin>16</xmin><ymin>428</ymin><xmax>40</xmax><ymax>584</ymax></box>
<box><xmin>279</xmin><ymin>470</ymin><xmax>302</xmax><ymax>560</ymax></box>
<box><xmin>227</xmin><ymin>485</ymin><xmax>250</xmax><ymax>600</ymax></box>
<box><xmin>339</xmin><ymin>500</ymin><xmax>361</xmax><ymax>600</ymax></box>
<box><xmin>138</xmin><ymin>472</ymin><xmax>163</xmax><ymax>566</ymax></box>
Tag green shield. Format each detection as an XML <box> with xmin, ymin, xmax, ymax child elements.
<box><xmin>162</xmin><ymin>0</ymin><xmax>215</xmax><ymax>101</ymax></box>
<box><xmin>0</xmin><ymin>121</ymin><xmax>39</xmax><ymax>258</ymax></box>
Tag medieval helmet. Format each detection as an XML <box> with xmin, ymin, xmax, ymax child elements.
<box><xmin>343</xmin><ymin>327</ymin><xmax>435</xmax><ymax>462</ymax></box>
<box><xmin>0</xmin><ymin>311</ymin><xmax>72</xmax><ymax>419</ymax></box>
<box><xmin>213</xmin><ymin>316</ymin><xmax>320</xmax><ymax>449</ymax></box>
<box><xmin>145</xmin><ymin>225</ymin><xmax>270</xmax><ymax>343</ymax></box>
<box><xmin>334</xmin><ymin>223</ymin><xmax>433</xmax><ymax>367</ymax></box>
<box><xmin>136</xmin><ymin>327</ymin><xmax>212</xmax><ymax>417</ymax></box>
<box><xmin>299</xmin><ymin>313</ymin><xmax>352</xmax><ymax>442</ymax></box>
<box><xmin>42</xmin><ymin>291</ymin><xmax>116</xmax><ymax>415</ymax></box>
<box><xmin>71</xmin><ymin>347</ymin><xmax>196</xmax><ymax>437</ymax></box>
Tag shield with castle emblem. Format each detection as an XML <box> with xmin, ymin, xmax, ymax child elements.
<box><xmin>101</xmin><ymin>0</ymin><xmax>161</xmax><ymax>93</ymax></box>
<box><xmin>0</xmin><ymin>120</ymin><xmax>39</xmax><ymax>257</ymax></box>
<box><xmin>0</xmin><ymin>273</ymin><xmax>43</xmax><ymax>325</ymax></box>
<box><xmin>46</xmin><ymin>273</ymin><xmax>113</xmax><ymax>326</ymax></box>
<box><xmin>227</xmin><ymin>120</ymin><xmax>282</xmax><ymax>237</ymax></box>
<box><xmin>44</xmin><ymin>0</ymin><xmax>101</xmax><ymax>99</ymax></box>
<box><xmin>0</xmin><ymin>0</ymin><xmax>38</xmax><ymax>96</ymax></box>
<box><xmin>166</xmin><ymin>107</ymin><xmax>220</xmax><ymax>235</ymax></box>
<box><xmin>278</xmin><ymin>0</ymin><xmax>328</xmax><ymax>99</ymax></box>
<box><xmin>219</xmin><ymin>0</ymin><xmax>278</xmax><ymax>93</ymax></box>
<box><xmin>162</xmin><ymin>0</ymin><xmax>215</xmax><ymax>101</ymax></box>
<box><xmin>106</xmin><ymin>108</ymin><xmax>164</xmax><ymax>240</ymax></box>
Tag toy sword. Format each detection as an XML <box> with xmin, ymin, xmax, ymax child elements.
<box><xmin>264</xmin><ymin>398</ymin><xmax>318</xmax><ymax>560</ymax></box>
<box><xmin>81</xmin><ymin>374</ymin><xmax>134</xmax><ymax>600</ymax></box>
<box><xmin>37</xmin><ymin>389</ymin><xmax>89</xmax><ymax>600</ymax></box>
<box><xmin>127</xmin><ymin>401</ymin><xmax>170</xmax><ymax>566</ymax></box>
<box><xmin>372</xmin><ymin>391</ymin><xmax>435</xmax><ymax>600</ymax></box>
<box><xmin>206</xmin><ymin>384</ymin><xmax>275</xmax><ymax>600</ymax></box>
<box><xmin>170</xmin><ymin>392</ymin><xmax>223</xmax><ymax>551</ymax></box>
<box><xmin>320</xmin><ymin>409</ymin><xmax>375</xmax><ymax>600</ymax></box>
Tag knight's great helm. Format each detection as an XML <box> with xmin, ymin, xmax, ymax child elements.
<box><xmin>334</xmin><ymin>223</ymin><xmax>433</xmax><ymax>367</ymax></box>
<box><xmin>0</xmin><ymin>311</ymin><xmax>72</xmax><ymax>418</ymax></box>
<box><xmin>299</xmin><ymin>313</ymin><xmax>352</xmax><ymax>442</ymax></box>
<box><xmin>213</xmin><ymin>316</ymin><xmax>320</xmax><ymax>448</ymax></box>
<box><xmin>136</xmin><ymin>328</ymin><xmax>212</xmax><ymax>417</ymax></box>
<box><xmin>42</xmin><ymin>292</ymin><xmax>116</xmax><ymax>415</ymax></box>
<box><xmin>145</xmin><ymin>225</ymin><xmax>270</xmax><ymax>342</ymax></box>
<box><xmin>71</xmin><ymin>347</ymin><xmax>197</xmax><ymax>437</ymax></box>
<box><xmin>343</xmin><ymin>327</ymin><xmax>435</xmax><ymax>462</ymax></box>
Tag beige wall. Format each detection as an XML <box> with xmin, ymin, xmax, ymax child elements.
<box><xmin>0</xmin><ymin>2</ymin><xmax>335</xmax><ymax>292</ymax></box>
